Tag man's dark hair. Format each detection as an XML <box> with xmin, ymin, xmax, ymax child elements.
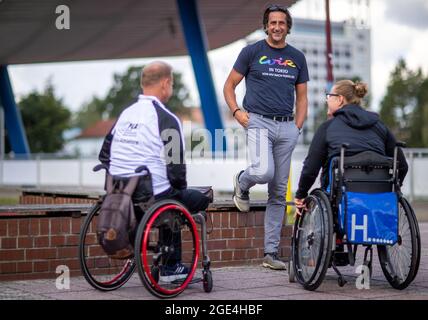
<box><xmin>262</xmin><ymin>4</ymin><xmax>292</xmax><ymax>35</ymax></box>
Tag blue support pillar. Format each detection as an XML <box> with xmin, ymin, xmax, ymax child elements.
<box><xmin>176</xmin><ymin>0</ymin><xmax>225</xmax><ymax>152</ymax></box>
<box><xmin>0</xmin><ymin>65</ymin><xmax>30</xmax><ymax>157</ymax></box>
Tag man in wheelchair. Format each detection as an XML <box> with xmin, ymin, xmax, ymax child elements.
<box><xmin>290</xmin><ymin>80</ymin><xmax>420</xmax><ymax>290</ymax></box>
<box><xmin>98</xmin><ymin>61</ymin><xmax>210</xmax><ymax>282</ymax></box>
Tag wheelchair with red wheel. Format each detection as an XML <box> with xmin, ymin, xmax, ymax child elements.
<box><xmin>289</xmin><ymin>142</ymin><xmax>420</xmax><ymax>290</ymax></box>
<box><xmin>78</xmin><ymin>164</ymin><xmax>213</xmax><ymax>298</ymax></box>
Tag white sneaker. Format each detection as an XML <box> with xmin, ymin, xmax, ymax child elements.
<box><xmin>233</xmin><ymin>170</ymin><xmax>250</xmax><ymax>212</ymax></box>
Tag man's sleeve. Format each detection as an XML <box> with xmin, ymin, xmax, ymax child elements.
<box><xmin>153</xmin><ymin>101</ymin><xmax>187</xmax><ymax>190</ymax></box>
<box><xmin>384</xmin><ymin>126</ymin><xmax>408</xmax><ymax>186</ymax></box>
<box><xmin>296</xmin><ymin>53</ymin><xmax>309</xmax><ymax>84</ymax></box>
<box><xmin>233</xmin><ymin>46</ymin><xmax>251</xmax><ymax>76</ymax></box>
<box><xmin>295</xmin><ymin>121</ymin><xmax>330</xmax><ymax>198</ymax></box>
<box><xmin>98</xmin><ymin>122</ymin><xmax>117</xmax><ymax>167</ymax></box>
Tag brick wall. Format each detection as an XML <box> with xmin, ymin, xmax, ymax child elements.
<box><xmin>0</xmin><ymin>195</ymin><xmax>292</xmax><ymax>281</ymax></box>
<box><xmin>0</xmin><ymin>215</ymin><xmax>84</xmax><ymax>281</ymax></box>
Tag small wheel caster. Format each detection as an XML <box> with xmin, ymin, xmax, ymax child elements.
<box><xmin>203</xmin><ymin>270</ymin><xmax>213</xmax><ymax>293</ymax></box>
<box><xmin>288</xmin><ymin>260</ymin><xmax>296</xmax><ymax>283</ymax></box>
<box><xmin>338</xmin><ymin>276</ymin><xmax>347</xmax><ymax>287</ymax></box>
<box><xmin>363</xmin><ymin>260</ymin><xmax>373</xmax><ymax>278</ymax></box>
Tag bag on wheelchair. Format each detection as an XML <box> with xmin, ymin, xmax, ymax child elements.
<box><xmin>339</xmin><ymin>191</ymin><xmax>398</xmax><ymax>245</ymax></box>
<box><xmin>334</xmin><ymin>152</ymin><xmax>399</xmax><ymax>246</ymax></box>
<box><xmin>96</xmin><ymin>174</ymin><xmax>139</xmax><ymax>259</ymax></box>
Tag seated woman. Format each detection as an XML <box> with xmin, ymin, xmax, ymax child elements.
<box><xmin>294</xmin><ymin>80</ymin><xmax>408</xmax><ymax>214</ymax></box>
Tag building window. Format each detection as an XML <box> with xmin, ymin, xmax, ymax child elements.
<box><xmin>313</xmin><ymin>49</ymin><xmax>318</xmax><ymax>55</ymax></box>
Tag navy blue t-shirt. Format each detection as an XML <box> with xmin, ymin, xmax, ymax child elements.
<box><xmin>233</xmin><ymin>40</ymin><xmax>309</xmax><ymax>116</ymax></box>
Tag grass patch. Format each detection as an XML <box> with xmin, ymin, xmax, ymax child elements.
<box><xmin>0</xmin><ymin>197</ymin><xmax>19</xmax><ymax>205</ymax></box>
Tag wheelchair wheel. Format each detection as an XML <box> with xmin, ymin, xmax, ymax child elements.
<box><xmin>135</xmin><ymin>199</ymin><xmax>200</xmax><ymax>299</ymax></box>
<box><xmin>292</xmin><ymin>189</ymin><xmax>333</xmax><ymax>291</ymax></box>
<box><xmin>378</xmin><ymin>196</ymin><xmax>420</xmax><ymax>290</ymax></box>
<box><xmin>402</xmin><ymin>197</ymin><xmax>421</xmax><ymax>282</ymax></box>
<box><xmin>79</xmin><ymin>203</ymin><xmax>136</xmax><ymax>291</ymax></box>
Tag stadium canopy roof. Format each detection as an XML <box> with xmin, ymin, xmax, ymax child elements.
<box><xmin>0</xmin><ymin>0</ymin><xmax>298</xmax><ymax>65</ymax></box>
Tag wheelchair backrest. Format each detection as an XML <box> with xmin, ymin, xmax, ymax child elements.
<box><xmin>330</xmin><ymin>151</ymin><xmax>394</xmax><ymax>194</ymax></box>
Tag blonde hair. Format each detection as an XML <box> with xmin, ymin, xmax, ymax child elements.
<box><xmin>334</xmin><ymin>80</ymin><xmax>368</xmax><ymax>105</ymax></box>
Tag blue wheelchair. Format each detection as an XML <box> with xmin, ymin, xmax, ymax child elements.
<box><xmin>290</xmin><ymin>143</ymin><xmax>420</xmax><ymax>291</ymax></box>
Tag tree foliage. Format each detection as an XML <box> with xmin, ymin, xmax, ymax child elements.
<box><xmin>19</xmin><ymin>83</ymin><xmax>71</xmax><ymax>153</ymax></box>
<box><xmin>75</xmin><ymin>66</ymin><xmax>191</xmax><ymax>129</ymax></box>
<box><xmin>379</xmin><ymin>59</ymin><xmax>424</xmax><ymax>144</ymax></box>
<box><xmin>409</xmin><ymin>78</ymin><xmax>428</xmax><ymax>147</ymax></box>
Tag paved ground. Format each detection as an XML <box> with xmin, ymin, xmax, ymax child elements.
<box><xmin>1</xmin><ymin>222</ymin><xmax>427</xmax><ymax>301</ymax></box>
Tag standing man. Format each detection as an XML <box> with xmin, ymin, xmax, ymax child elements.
<box><xmin>223</xmin><ymin>5</ymin><xmax>309</xmax><ymax>270</ymax></box>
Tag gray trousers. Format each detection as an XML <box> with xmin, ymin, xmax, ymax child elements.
<box><xmin>239</xmin><ymin>112</ymin><xmax>300</xmax><ymax>254</ymax></box>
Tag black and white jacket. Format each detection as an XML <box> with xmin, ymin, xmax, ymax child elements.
<box><xmin>99</xmin><ymin>95</ymin><xmax>187</xmax><ymax>195</ymax></box>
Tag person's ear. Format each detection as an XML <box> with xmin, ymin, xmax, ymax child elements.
<box><xmin>161</xmin><ymin>78</ymin><xmax>168</xmax><ymax>90</ymax></box>
<box><xmin>340</xmin><ymin>95</ymin><xmax>345</xmax><ymax>106</ymax></box>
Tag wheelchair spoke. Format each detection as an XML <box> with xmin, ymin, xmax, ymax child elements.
<box><xmin>400</xmin><ymin>223</ymin><xmax>411</xmax><ymax>238</ymax></box>
<box><xmin>387</xmin><ymin>245</ymin><xmax>411</xmax><ymax>282</ymax></box>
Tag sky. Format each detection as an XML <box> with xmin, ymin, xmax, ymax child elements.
<box><xmin>8</xmin><ymin>0</ymin><xmax>428</xmax><ymax>114</ymax></box>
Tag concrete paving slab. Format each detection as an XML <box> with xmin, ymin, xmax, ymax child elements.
<box><xmin>279</xmin><ymin>292</ymin><xmax>359</xmax><ymax>300</ymax></box>
<box><xmin>1</xmin><ymin>222</ymin><xmax>427</xmax><ymax>300</ymax></box>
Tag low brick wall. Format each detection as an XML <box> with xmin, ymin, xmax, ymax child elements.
<box><xmin>0</xmin><ymin>193</ymin><xmax>292</xmax><ymax>281</ymax></box>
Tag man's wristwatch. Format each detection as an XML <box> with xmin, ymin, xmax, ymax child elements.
<box><xmin>298</xmin><ymin>127</ymin><xmax>303</xmax><ymax>135</ymax></box>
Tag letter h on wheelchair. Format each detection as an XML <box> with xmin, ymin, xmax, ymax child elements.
<box><xmin>290</xmin><ymin>143</ymin><xmax>420</xmax><ymax>291</ymax></box>
<box><xmin>79</xmin><ymin>164</ymin><xmax>213</xmax><ymax>299</ymax></box>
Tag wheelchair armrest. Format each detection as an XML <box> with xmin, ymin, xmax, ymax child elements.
<box><xmin>189</xmin><ymin>186</ymin><xmax>214</xmax><ymax>203</ymax></box>
<box><xmin>396</xmin><ymin>141</ymin><xmax>406</xmax><ymax>148</ymax></box>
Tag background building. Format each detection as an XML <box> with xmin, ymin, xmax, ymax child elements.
<box><xmin>288</xmin><ymin>17</ymin><xmax>371</xmax><ymax>142</ymax></box>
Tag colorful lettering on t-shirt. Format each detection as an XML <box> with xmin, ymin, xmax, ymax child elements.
<box><xmin>258</xmin><ymin>56</ymin><xmax>296</xmax><ymax>68</ymax></box>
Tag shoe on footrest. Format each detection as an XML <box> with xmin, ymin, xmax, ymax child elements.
<box><xmin>159</xmin><ymin>263</ymin><xmax>190</xmax><ymax>282</ymax></box>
